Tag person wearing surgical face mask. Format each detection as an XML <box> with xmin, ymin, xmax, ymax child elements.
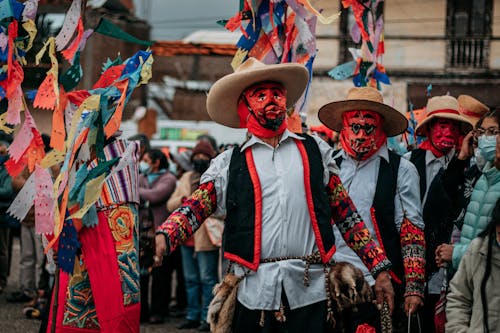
<box><xmin>166</xmin><ymin>140</ymin><xmax>218</xmax><ymax>331</ymax></box>
<box><xmin>137</xmin><ymin>149</ymin><xmax>181</xmax><ymax>324</ymax></box>
<box><xmin>435</xmin><ymin>109</ymin><xmax>500</xmax><ymax>289</ymax></box>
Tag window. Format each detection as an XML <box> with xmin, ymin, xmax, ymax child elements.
<box><xmin>446</xmin><ymin>0</ymin><xmax>493</xmax><ymax>69</ymax></box>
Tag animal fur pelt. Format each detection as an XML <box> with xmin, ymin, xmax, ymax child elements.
<box><xmin>329</xmin><ymin>262</ymin><xmax>374</xmax><ymax>311</ymax></box>
<box><xmin>207</xmin><ymin>273</ymin><xmax>242</xmax><ymax>333</ymax></box>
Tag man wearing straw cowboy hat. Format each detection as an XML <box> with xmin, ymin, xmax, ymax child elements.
<box><xmin>318</xmin><ymin>87</ymin><xmax>426</xmax><ymax>331</ymax></box>
<box><xmin>155</xmin><ymin>58</ymin><xmax>394</xmax><ymax>332</ymax></box>
<box><xmin>405</xmin><ymin>95</ymin><xmax>473</xmax><ymax>332</ymax></box>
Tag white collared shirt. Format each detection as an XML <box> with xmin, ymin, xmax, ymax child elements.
<box><xmin>201</xmin><ymin>130</ymin><xmax>338</xmax><ymax>310</ymax></box>
<box><xmin>333</xmin><ymin>145</ymin><xmax>424</xmax><ymax>285</ymax></box>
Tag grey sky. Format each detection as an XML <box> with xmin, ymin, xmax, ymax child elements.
<box><xmin>133</xmin><ymin>0</ymin><xmax>239</xmax><ymax>41</ymax></box>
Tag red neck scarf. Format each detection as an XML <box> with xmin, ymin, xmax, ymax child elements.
<box><xmin>237</xmin><ymin>96</ymin><xmax>287</xmax><ymax>138</ymax></box>
<box><xmin>340</xmin><ymin>110</ymin><xmax>387</xmax><ymax>161</ymax></box>
<box><xmin>418</xmin><ymin>140</ymin><xmax>445</xmax><ymax>158</ymax></box>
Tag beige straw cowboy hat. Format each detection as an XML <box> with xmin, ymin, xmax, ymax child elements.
<box><xmin>318</xmin><ymin>87</ymin><xmax>408</xmax><ymax>137</ymax></box>
<box><xmin>206</xmin><ymin>57</ymin><xmax>309</xmax><ymax>128</ymax></box>
<box><xmin>415</xmin><ymin>95</ymin><xmax>473</xmax><ymax>136</ymax></box>
<box><xmin>457</xmin><ymin>95</ymin><xmax>489</xmax><ymax>127</ymax></box>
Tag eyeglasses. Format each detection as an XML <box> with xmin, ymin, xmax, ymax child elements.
<box><xmin>350</xmin><ymin>123</ymin><xmax>376</xmax><ymax>135</ymax></box>
<box><xmin>474</xmin><ymin>127</ymin><xmax>500</xmax><ymax>136</ymax></box>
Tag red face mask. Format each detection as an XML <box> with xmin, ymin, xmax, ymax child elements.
<box><xmin>340</xmin><ymin>110</ymin><xmax>387</xmax><ymax>161</ymax></box>
<box><xmin>428</xmin><ymin>119</ymin><xmax>460</xmax><ymax>155</ymax></box>
<box><xmin>239</xmin><ymin>82</ymin><xmax>288</xmax><ymax>137</ymax></box>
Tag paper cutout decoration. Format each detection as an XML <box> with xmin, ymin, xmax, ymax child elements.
<box><xmin>57</xmin><ymin>216</ymin><xmax>80</xmax><ymax>274</ymax></box>
<box><xmin>68</xmin><ymin>174</ymin><xmax>106</xmax><ymax>219</ymax></box>
<box><xmin>34</xmin><ymin>166</ymin><xmax>55</xmax><ymax>235</ymax></box>
<box><xmin>22</xmin><ymin>0</ymin><xmax>38</xmax><ymax>21</ymax></box>
<box><xmin>55</xmin><ymin>0</ymin><xmax>82</xmax><ymax>51</ymax></box>
<box><xmin>296</xmin><ymin>0</ymin><xmax>340</xmax><ymax>24</ymax></box>
<box><xmin>0</xmin><ymin>0</ymin><xmax>13</xmax><ymax>21</ymax></box>
<box><xmin>34</xmin><ymin>38</ymin><xmax>60</xmax><ymax>110</ymax></box>
<box><xmin>60</xmin><ymin>51</ymin><xmax>83</xmax><ymax>91</ymax></box>
<box><xmin>6</xmin><ymin>85</ymin><xmax>23</xmax><ymax>125</ymax></box>
<box><xmin>61</xmin><ymin>17</ymin><xmax>84</xmax><ymax>62</ymax></box>
<box><xmin>328</xmin><ymin>61</ymin><xmax>357</xmax><ymax>80</ymax></box>
<box><xmin>94</xmin><ymin>18</ymin><xmax>154</xmax><ymax>46</ymax></box>
<box><xmin>7</xmin><ymin>172</ymin><xmax>36</xmax><ymax>222</ymax></box>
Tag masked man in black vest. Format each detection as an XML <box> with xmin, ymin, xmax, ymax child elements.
<box><xmin>155</xmin><ymin>58</ymin><xmax>394</xmax><ymax>333</ymax></box>
<box><xmin>318</xmin><ymin>87</ymin><xmax>426</xmax><ymax>331</ymax></box>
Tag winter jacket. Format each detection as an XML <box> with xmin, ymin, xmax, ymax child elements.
<box><xmin>138</xmin><ymin>171</ymin><xmax>177</xmax><ymax>228</ymax></box>
<box><xmin>452</xmin><ymin>164</ymin><xmax>500</xmax><ymax>269</ymax></box>
<box><xmin>167</xmin><ymin>171</ymin><xmax>217</xmax><ymax>252</ymax></box>
<box><xmin>446</xmin><ymin>235</ymin><xmax>500</xmax><ymax>332</ymax></box>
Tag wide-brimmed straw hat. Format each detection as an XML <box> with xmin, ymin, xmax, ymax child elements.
<box><xmin>457</xmin><ymin>95</ymin><xmax>489</xmax><ymax>127</ymax></box>
<box><xmin>318</xmin><ymin>87</ymin><xmax>408</xmax><ymax>137</ymax></box>
<box><xmin>206</xmin><ymin>57</ymin><xmax>309</xmax><ymax>128</ymax></box>
<box><xmin>415</xmin><ymin>95</ymin><xmax>473</xmax><ymax>136</ymax></box>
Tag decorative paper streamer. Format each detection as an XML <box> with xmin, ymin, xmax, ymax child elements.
<box><xmin>7</xmin><ymin>172</ymin><xmax>36</xmax><ymax>222</ymax></box>
<box><xmin>55</xmin><ymin>0</ymin><xmax>82</xmax><ymax>51</ymax></box>
<box><xmin>0</xmin><ymin>32</ymin><xmax>7</xmax><ymax>52</ymax></box>
<box><xmin>296</xmin><ymin>0</ymin><xmax>340</xmax><ymax>24</ymax></box>
<box><xmin>328</xmin><ymin>61</ymin><xmax>357</xmax><ymax>80</ymax></box>
<box><xmin>6</xmin><ymin>85</ymin><xmax>23</xmax><ymax>125</ymax></box>
<box><xmin>61</xmin><ymin>17</ymin><xmax>84</xmax><ymax>62</ymax></box>
<box><xmin>34</xmin><ymin>165</ymin><xmax>55</xmax><ymax>235</ymax></box>
<box><xmin>0</xmin><ymin>0</ymin><xmax>13</xmax><ymax>21</ymax></box>
<box><xmin>22</xmin><ymin>0</ymin><xmax>38</xmax><ymax>21</ymax></box>
<box><xmin>34</xmin><ymin>37</ymin><xmax>60</xmax><ymax>110</ymax></box>
<box><xmin>78</xmin><ymin>29</ymin><xmax>94</xmax><ymax>52</ymax></box>
<box><xmin>94</xmin><ymin>18</ymin><xmax>154</xmax><ymax>46</ymax></box>
<box><xmin>68</xmin><ymin>174</ymin><xmax>106</xmax><ymax>219</ymax></box>
<box><xmin>57</xmin><ymin>216</ymin><xmax>80</xmax><ymax>274</ymax></box>
<box><xmin>8</xmin><ymin>109</ymin><xmax>35</xmax><ymax>162</ymax></box>
<box><xmin>41</xmin><ymin>149</ymin><xmax>66</xmax><ymax>169</ymax></box>
<box><xmin>21</xmin><ymin>20</ymin><xmax>37</xmax><ymax>53</ymax></box>
<box><xmin>0</xmin><ymin>113</ymin><xmax>14</xmax><ymax>134</ymax></box>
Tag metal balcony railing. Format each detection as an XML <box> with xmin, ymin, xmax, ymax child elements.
<box><xmin>448</xmin><ymin>37</ymin><xmax>489</xmax><ymax>68</ymax></box>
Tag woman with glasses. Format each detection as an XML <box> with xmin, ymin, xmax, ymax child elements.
<box><xmin>436</xmin><ymin>109</ymin><xmax>500</xmax><ymax>272</ymax></box>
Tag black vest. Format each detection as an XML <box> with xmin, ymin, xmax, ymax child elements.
<box><xmin>335</xmin><ymin>150</ymin><xmax>404</xmax><ymax>282</ymax></box>
<box><xmin>410</xmin><ymin>148</ymin><xmax>459</xmax><ymax>277</ymax></box>
<box><xmin>224</xmin><ymin>134</ymin><xmax>335</xmax><ymax>271</ymax></box>
<box><xmin>372</xmin><ymin>151</ymin><xmax>404</xmax><ymax>282</ymax></box>
<box><xmin>409</xmin><ymin>148</ymin><xmax>427</xmax><ymax>201</ymax></box>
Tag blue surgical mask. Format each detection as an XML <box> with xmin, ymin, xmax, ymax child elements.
<box><xmin>139</xmin><ymin>161</ymin><xmax>151</xmax><ymax>174</ymax></box>
<box><xmin>477</xmin><ymin>135</ymin><xmax>497</xmax><ymax>162</ymax></box>
<box><xmin>474</xmin><ymin>148</ymin><xmax>487</xmax><ymax>171</ymax></box>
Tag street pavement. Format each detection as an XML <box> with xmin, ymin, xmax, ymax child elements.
<box><xmin>0</xmin><ymin>236</ymin><xmax>199</xmax><ymax>333</ymax></box>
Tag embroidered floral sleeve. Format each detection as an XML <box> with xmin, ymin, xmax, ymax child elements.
<box><xmin>327</xmin><ymin>174</ymin><xmax>391</xmax><ymax>277</ymax></box>
<box><xmin>156</xmin><ymin>181</ymin><xmax>217</xmax><ymax>253</ymax></box>
<box><xmin>400</xmin><ymin>217</ymin><xmax>426</xmax><ymax>298</ymax></box>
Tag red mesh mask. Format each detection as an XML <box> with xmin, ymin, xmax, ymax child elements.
<box><xmin>340</xmin><ymin>110</ymin><xmax>387</xmax><ymax>161</ymax></box>
<box><xmin>428</xmin><ymin>119</ymin><xmax>460</xmax><ymax>154</ymax></box>
<box><xmin>241</xmin><ymin>82</ymin><xmax>288</xmax><ymax>137</ymax></box>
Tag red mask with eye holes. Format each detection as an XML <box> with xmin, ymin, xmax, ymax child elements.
<box><xmin>238</xmin><ymin>82</ymin><xmax>288</xmax><ymax>138</ymax></box>
<box><xmin>340</xmin><ymin>110</ymin><xmax>387</xmax><ymax>161</ymax></box>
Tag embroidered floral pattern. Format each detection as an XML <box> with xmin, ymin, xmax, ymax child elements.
<box><xmin>327</xmin><ymin>174</ymin><xmax>391</xmax><ymax>276</ymax></box>
<box><xmin>157</xmin><ymin>181</ymin><xmax>217</xmax><ymax>252</ymax></box>
<box><xmin>400</xmin><ymin>217</ymin><xmax>426</xmax><ymax>298</ymax></box>
<box><xmin>63</xmin><ymin>271</ymin><xmax>100</xmax><ymax>329</ymax></box>
<box><xmin>107</xmin><ymin>204</ymin><xmax>140</xmax><ymax>305</ymax></box>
